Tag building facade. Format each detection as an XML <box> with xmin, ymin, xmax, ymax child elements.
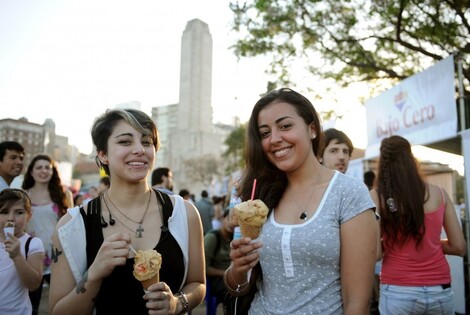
<box><xmin>0</xmin><ymin>117</ymin><xmax>79</xmax><ymax>186</ymax></box>
<box><xmin>0</xmin><ymin>117</ymin><xmax>45</xmax><ymax>168</ymax></box>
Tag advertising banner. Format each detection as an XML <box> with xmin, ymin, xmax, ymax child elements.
<box><xmin>365</xmin><ymin>55</ymin><xmax>457</xmax><ymax>158</ymax></box>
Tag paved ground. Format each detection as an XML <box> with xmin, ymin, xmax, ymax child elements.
<box><xmin>39</xmin><ymin>284</ymin><xmax>224</xmax><ymax>315</ymax></box>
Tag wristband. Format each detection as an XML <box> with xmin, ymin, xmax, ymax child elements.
<box><xmin>175</xmin><ymin>291</ymin><xmax>189</xmax><ymax>314</ymax></box>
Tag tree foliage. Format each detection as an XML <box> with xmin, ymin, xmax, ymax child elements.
<box><xmin>223</xmin><ymin>124</ymin><xmax>246</xmax><ymax>174</ymax></box>
<box><xmin>182</xmin><ymin>155</ymin><xmax>221</xmax><ymax>187</ymax></box>
<box><xmin>230</xmin><ymin>0</ymin><xmax>470</xmax><ymax>90</ymax></box>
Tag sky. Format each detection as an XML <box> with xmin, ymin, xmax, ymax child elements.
<box><xmin>0</xmin><ymin>0</ymin><xmax>463</xmax><ymax>174</ymax></box>
<box><xmin>0</xmin><ymin>0</ymin><xmax>370</xmax><ymax>153</ymax></box>
<box><xmin>0</xmin><ymin>0</ymin><xmax>275</xmax><ymax>153</ymax></box>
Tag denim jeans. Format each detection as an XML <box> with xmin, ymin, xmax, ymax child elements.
<box><xmin>379</xmin><ymin>284</ymin><xmax>454</xmax><ymax>315</ymax></box>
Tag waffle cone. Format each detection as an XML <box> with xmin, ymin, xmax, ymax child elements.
<box><xmin>239</xmin><ymin>223</ymin><xmax>261</xmax><ymax>239</ymax></box>
<box><xmin>141</xmin><ymin>273</ymin><xmax>160</xmax><ymax>290</ymax></box>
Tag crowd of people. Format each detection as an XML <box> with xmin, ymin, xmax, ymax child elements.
<box><xmin>0</xmin><ymin>88</ymin><xmax>467</xmax><ymax>314</ymax></box>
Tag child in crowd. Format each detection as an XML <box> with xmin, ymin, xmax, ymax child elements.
<box><xmin>0</xmin><ymin>188</ymin><xmax>44</xmax><ymax>315</ymax></box>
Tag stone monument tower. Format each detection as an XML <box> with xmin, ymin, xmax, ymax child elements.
<box><xmin>178</xmin><ymin>19</ymin><xmax>213</xmax><ymax>133</ymax></box>
<box><xmin>154</xmin><ymin>19</ymin><xmax>228</xmax><ymax>194</ymax></box>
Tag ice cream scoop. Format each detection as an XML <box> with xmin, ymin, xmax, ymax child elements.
<box><xmin>3</xmin><ymin>222</ymin><xmax>15</xmax><ymax>239</ymax></box>
<box><xmin>235</xmin><ymin>199</ymin><xmax>269</xmax><ymax>239</ymax></box>
<box><xmin>133</xmin><ymin>249</ymin><xmax>162</xmax><ymax>290</ymax></box>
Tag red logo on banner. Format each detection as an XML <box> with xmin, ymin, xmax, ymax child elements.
<box><xmin>394</xmin><ymin>90</ymin><xmax>407</xmax><ymax>111</ymax></box>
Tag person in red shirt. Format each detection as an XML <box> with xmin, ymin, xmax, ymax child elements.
<box><xmin>370</xmin><ymin>135</ymin><xmax>466</xmax><ymax>315</ymax></box>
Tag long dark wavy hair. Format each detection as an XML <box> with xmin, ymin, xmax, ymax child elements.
<box><xmin>91</xmin><ymin>108</ymin><xmax>159</xmax><ymax>176</ymax></box>
<box><xmin>377</xmin><ymin>135</ymin><xmax>427</xmax><ymax>248</ymax></box>
<box><xmin>239</xmin><ymin>88</ymin><xmax>323</xmax><ymax>211</ymax></box>
<box><xmin>22</xmin><ymin>154</ymin><xmax>70</xmax><ymax>216</ymax></box>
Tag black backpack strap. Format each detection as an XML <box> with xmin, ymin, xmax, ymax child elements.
<box><xmin>153</xmin><ymin>189</ymin><xmax>172</xmax><ymax>235</ymax></box>
<box><xmin>83</xmin><ymin>198</ymin><xmax>105</xmax><ymax>268</ymax></box>
<box><xmin>79</xmin><ymin>205</ymin><xmax>86</xmax><ymax>219</ymax></box>
<box><xmin>25</xmin><ymin>236</ymin><xmax>33</xmax><ymax>259</ymax></box>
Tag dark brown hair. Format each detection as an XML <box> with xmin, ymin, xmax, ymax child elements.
<box><xmin>0</xmin><ymin>141</ymin><xmax>25</xmax><ymax>161</ymax></box>
<box><xmin>377</xmin><ymin>135</ymin><xmax>427</xmax><ymax>248</ymax></box>
<box><xmin>22</xmin><ymin>154</ymin><xmax>70</xmax><ymax>216</ymax></box>
<box><xmin>0</xmin><ymin>188</ymin><xmax>32</xmax><ymax>214</ymax></box>
<box><xmin>91</xmin><ymin>108</ymin><xmax>159</xmax><ymax>176</ymax></box>
<box><xmin>239</xmin><ymin>88</ymin><xmax>323</xmax><ymax>210</ymax></box>
<box><xmin>319</xmin><ymin>128</ymin><xmax>354</xmax><ymax>157</ymax></box>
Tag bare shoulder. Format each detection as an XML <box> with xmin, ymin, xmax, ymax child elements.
<box><xmin>168</xmin><ymin>195</ymin><xmax>198</xmax><ymax>216</ymax></box>
<box><xmin>64</xmin><ymin>187</ymin><xmax>73</xmax><ymax>197</ymax></box>
<box><xmin>183</xmin><ymin>199</ymin><xmax>200</xmax><ymax>220</ymax></box>
<box><xmin>427</xmin><ymin>182</ymin><xmax>447</xmax><ymax>199</ymax></box>
<box><xmin>369</xmin><ymin>188</ymin><xmax>379</xmax><ymax>199</ymax></box>
<box><xmin>424</xmin><ymin>183</ymin><xmax>447</xmax><ymax>211</ymax></box>
<box><xmin>63</xmin><ymin>187</ymin><xmax>74</xmax><ymax>206</ymax></box>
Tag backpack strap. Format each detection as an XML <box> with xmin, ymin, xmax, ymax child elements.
<box><xmin>154</xmin><ymin>189</ymin><xmax>172</xmax><ymax>236</ymax></box>
<box><xmin>81</xmin><ymin>198</ymin><xmax>105</xmax><ymax>268</ymax></box>
<box><xmin>25</xmin><ymin>236</ymin><xmax>33</xmax><ymax>259</ymax></box>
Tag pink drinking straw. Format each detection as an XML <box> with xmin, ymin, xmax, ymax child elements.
<box><xmin>251</xmin><ymin>179</ymin><xmax>257</xmax><ymax>200</ymax></box>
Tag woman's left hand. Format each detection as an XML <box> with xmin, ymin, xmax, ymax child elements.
<box><xmin>144</xmin><ymin>282</ymin><xmax>178</xmax><ymax>315</ymax></box>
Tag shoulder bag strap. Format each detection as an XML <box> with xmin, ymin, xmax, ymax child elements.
<box><xmin>154</xmin><ymin>189</ymin><xmax>172</xmax><ymax>233</ymax></box>
<box><xmin>25</xmin><ymin>236</ymin><xmax>33</xmax><ymax>259</ymax></box>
